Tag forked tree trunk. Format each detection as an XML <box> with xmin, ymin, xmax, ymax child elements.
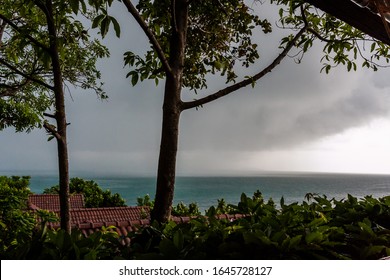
<box><xmin>151</xmin><ymin>0</ymin><xmax>188</xmax><ymax>222</ymax></box>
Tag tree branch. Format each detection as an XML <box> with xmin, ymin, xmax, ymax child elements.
<box><xmin>43</xmin><ymin>112</ymin><xmax>56</xmax><ymax>119</ymax></box>
<box><xmin>305</xmin><ymin>0</ymin><xmax>390</xmax><ymax>46</ymax></box>
<box><xmin>300</xmin><ymin>5</ymin><xmax>360</xmax><ymax>43</ymax></box>
<box><xmin>0</xmin><ymin>19</ymin><xmax>6</xmax><ymax>46</ymax></box>
<box><xmin>0</xmin><ymin>79</ymin><xmax>31</xmax><ymax>97</ymax></box>
<box><xmin>43</xmin><ymin>121</ymin><xmax>61</xmax><ymax>140</ymax></box>
<box><xmin>0</xmin><ymin>58</ymin><xmax>54</xmax><ymax>91</ymax></box>
<box><xmin>121</xmin><ymin>0</ymin><xmax>173</xmax><ymax>77</ymax></box>
<box><xmin>181</xmin><ymin>26</ymin><xmax>308</xmax><ymax>110</ymax></box>
<box><xmin>0</xmin><ymin>13</ymin><xmax>51</xmax><ymax>53</ymax></box>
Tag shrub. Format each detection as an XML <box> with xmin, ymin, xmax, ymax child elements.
<box><xmin>0</xmin><ymin>176</ymin><xmax>35</xmax><ymax>258</ymax></box>
<box><xmin>128</xmin><ymin>191</ymin><xmax>390</xmax><ymax>260</ymax></box>
<box><xmin>137</xmin><ymin>194</ymin><xmax>201</xmax><ymax>216</ymax></box>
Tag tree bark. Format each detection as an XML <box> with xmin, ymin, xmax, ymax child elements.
<box><xmin>306</xmin><ymin>0</ymin><xmax>390</xmax><ymax>45</ymax></box>
<box><xmin>151</xmin><ymin>0</ymin><xmax>188</xmax><ymax>223</ymax></box>
<box><xmin>44</xmin><ymin>0</ymin><xmax>71</xmax><ymax>233</ymax></box>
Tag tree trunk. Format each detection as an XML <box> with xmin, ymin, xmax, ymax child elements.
<box><xmin>151</xmin><ymin>0</ymin><xmax>188</xmax><ymax>223</ymax></box>
<box><xmin>45</xmin><ymin>0</ymin><xmax>71</xmax><ymax>233</ymax></box>
<box><xmin>152</xmin><ymin>80</ymin><xmax>181</xmax><ymax>222</ymax></box>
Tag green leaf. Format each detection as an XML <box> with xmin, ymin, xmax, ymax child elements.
<box><xmin>70</xmin><ymin>0</ymin><xmax>79</xmax><ymax>15</ymax></box>
<box><xmin>305</xmin><ymin>231</ymin><xmax>323</xmax><ymax>244</ymax></box>
<box><xmin>100</xmin><ymin>17</ymin><xmax>110</xmax><ymax>38</ymax></box>
<box><xmin>131</xmin><ymin>73</ymin><xmax>139</xmax><ymax>86</ymax></box>
<box><xmin>92</xmin><ymin>14</ymin><xmax>105</xmax><ymax>29</ymax></box>
<box><xmin>173</xmin><ymin>229</ymin><xmax>184</xmax><ymax>250</ymax></box>
<box><xmin>109</xmin><ymin>16</ymin><xmax>121</xmax><ymax>38</ymax></box>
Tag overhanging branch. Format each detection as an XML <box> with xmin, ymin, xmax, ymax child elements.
<box><xmin>181</xmin><ymin>26</ymin><xmax>308</xmax><ymax>110</ymax></box>
<box><xmin>0</xmin><ymin>79</ymin><xmax>31</xmax><ymax>97</ymax></box>
<box><xmin>122</xmin><ymin>0</ymin><xmax>173</xmax><ymax>77</ymax></box>
<box><xmin>0</xmin><ymin>58</ymin><xmax>54</xmax><ymax>91</ymax></box>
<box><xmin>0</xmin><ymin>13</ymin><xmax>51</xmax><ymax>53</ymax></box>
<box><xmin>305</xmin><ymin>0</ymin><xmax>390</xmax><ymax>45</ymax></box>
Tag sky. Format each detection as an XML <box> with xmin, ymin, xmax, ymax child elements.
<box><xmin>1</xmin><ymin>2</ymin><xmax>390</xmax><ymax>176</ymax></box>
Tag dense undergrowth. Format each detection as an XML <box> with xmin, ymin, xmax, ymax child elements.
<box><xmin>1</xmin><ymin>176</ymin><xmax>389</xmax><ymax>259</ymax></box>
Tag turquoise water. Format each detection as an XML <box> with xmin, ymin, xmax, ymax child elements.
<box><xmin>6</xmin><ymin>172</ymin><xmax>390</xmax><ymax>211</ymax></box>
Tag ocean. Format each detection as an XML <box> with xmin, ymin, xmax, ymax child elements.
<box><xmin>4</xmin><ymin>171</ymin><xmax>390</xmax><ymax>211</ymax></box>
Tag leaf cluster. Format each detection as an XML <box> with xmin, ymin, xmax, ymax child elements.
<box><xmin>0</xmin><ymin>0</ymin><xmax>112</xmax><ymax>133</ymax></box>
<box><xmin>124</xmin><ymin>0</ymin><xmax>271</xmax><ymax>91</ymax></box>
<box><xmin>6</xmin><ymin>226</ymin><xmax>122</xmax><ymax>260</ymax></box>
<box><xmin>129</xmin><ymin>192</ymin><xmax>390</xmax><ymax>259</ymax></box>
<box><xmin>137</xmin><ymin>194</ymin><xmax>201</xmax><ymax>217</ymax></box>
<box><xmin>272</xmin><ymin>0</ymin><xmax>390</xmax><ymax>73</ymax></box>
<box><xmin>0</xmin><ymin>176</ymin><xmax>35</xmax><ymax>258</ymax></box>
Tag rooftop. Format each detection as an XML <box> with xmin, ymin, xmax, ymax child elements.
<box><xmin>28</xmin><ymin>194</ymin><xmax>85</xmax><ymax>211</ymax></box>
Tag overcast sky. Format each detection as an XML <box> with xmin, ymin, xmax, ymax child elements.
<box><xmin>1</xmin><ymin>2</ymin><xmax>390</xmax><ymax>176</ymax></box>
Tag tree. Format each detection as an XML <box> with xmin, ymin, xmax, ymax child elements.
<box><xmin>0</xmin><ymin>0</ymin><xmax>111</xmax><ymax>232</ymax></box>
<box><xmin>114</xmin><ymin>0</ymin><xmax>390</xmax><ymax>223</ymax></box>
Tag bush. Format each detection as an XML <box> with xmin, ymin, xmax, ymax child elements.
<box><xmin>137</xmin><ymin>194</ymin><xmax>201</xmax><ymax>216</ymax></box>
<box><xmin>44</xmin><ymin>177</ymin><xmax>126</xmax><ymax>207</ymax></box>
<box><xmin>129</xmin><ymin>191</ymin><xmax>390</xmax><ymax>260</ymax></box>
<box><xmin>0</xmin><ymin>176</ymin><xmax>35</xmax><ymax>258</ymax></box>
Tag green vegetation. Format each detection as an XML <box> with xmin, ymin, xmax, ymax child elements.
<box><xmin>129</xmin><ymin>191</ymin><xmax>390</xmax><ymax>259</ymax></box>
<box><xmin>2</xmin><ymin>177</ymin><xmax>389</xmax><ymax>259</ymax></box>
<box><xmin>44</xmin><ymin>177</ymin><xmax>126</xmax><ymax>208</ymax></box>
<box><xmin>137</xmin><ymin>194</ymin><xmax>201</xmax><ymax>217</ymax></box>
<box><xmin>0</xmin><ymin>176</ymin><xmax>34</xmax><ymax>257</ymax></box>
<box><xmin>0</xmin><ymin>176</ymin><xmax>58</xmax><ymax>258</ymax></box>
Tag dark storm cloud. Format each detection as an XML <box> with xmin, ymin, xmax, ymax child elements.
<box><xmin>2</xmin><ymin>2</ymin><xmax>390</xmax><ymax>175</ymax></box>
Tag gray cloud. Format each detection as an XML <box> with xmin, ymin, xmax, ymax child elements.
<box><xmin>2</xmin><ymin>3</ymin><xmax>390</xmax><ymax>175</ymax></box>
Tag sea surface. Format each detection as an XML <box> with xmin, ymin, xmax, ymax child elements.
<box><xmin>2</xmin><ymin>171</ymin><xmax>390</xmax><ymax>212</ymax></box>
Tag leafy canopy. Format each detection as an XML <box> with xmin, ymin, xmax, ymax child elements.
<box><xmin>0</xmin><ymin>0</ymin><xmax>111</xmax><ymax>132</ymax></box>
<box><xmin>122</xmin><ymin>0</ymin><xmax>390</xmax><ymax>92</ymax></box>
<box><xmin>124</xmin><ymin>0</ymin><xmax>272</xmax><ymax>90</ymax></box>
<box><xmin>271</xmin><ymin>0</ymin><xmax>390</xmax><ymax>73</ymax></box>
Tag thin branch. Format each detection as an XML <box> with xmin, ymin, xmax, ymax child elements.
<box><xmin>181</xmin><ymin>26</ymin><xmax>308</xmax><ymax>111</ymax></box>
<box><xmin>0</xmin><ymin>87</ymin><xmax>18</xmax><ymax>98</ymax></box>
<box><xmin>0</xmin><ymin>58</ymin><xmax>54</xmax><ymax>91</ymax></box>
<box><xmin>300</xmin><ymin>5</ymin><xmax>357</xmax><ymax>43</ymax></box>
<box><xmin>0</xmin><ymin>19</ymin><xmax>6</xmax><ymax>47</ymax></box>
<box><xmin>43</xmin><ymin>120</ymin><xmax>61</xmax><ymax>140</ymax></box>
<box><xmin>121</xmin><ymin>0</ymin><xmax>173</xmax><ymax>77</ymax></box>
<box><xmin>43</xmin><ymin>112</ymin><xmax>56</xmax><ymax>119</ymax></box>
<box><xmin>0</xmin><ymin>79</ymin><xmax>31</xmax><ymax>97</ymax></box>
<box><xmin>0</xmin><ymin>13</ymin><xmax>50</xmax><ymax>53</ymax></box>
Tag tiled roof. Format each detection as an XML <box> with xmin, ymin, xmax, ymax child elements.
<box><xmin>28</xmin><ymin>194</ymin><xmax>85</xmax><ymax>211</ymax></box>
<box><xmin>57</xmin><ymin>213</ymin><xmax>247</xmax><ymax>245</ymax></box>
<box><xmin>62</xmin><ymin>206</ymin><xmax>150</xmax><ymax>225</ymax></box>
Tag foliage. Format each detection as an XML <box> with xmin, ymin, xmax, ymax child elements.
<box><xmin>271</xmin><ymin>0</ymin><xmax>390</xmax><ymax>73</ymax></box>
<box><xmin>0</xmin><ymin>176</ymin><xmax>35</xmax><ymax>258</ymax></box>
<box><xmin>122</xmin><ymin>0</ymin><xmax>390</xmax><ymax>91</ymax></box>
<box><xmin>123</xmin><ymin>0</ymin><xmax>271</xmax><ymax>91</ymax></box>
<box><xmin>6</xmin><ymin>226</ymin><xmax>123</xmax><ymax>260</ymax></box>
<box><xmin>137</xmin><ymin>194</ymin><xmax>201</xmax><ymax>216</ymax></box>
<box><xmin>0</xmin><ymin>0</ymin><xmax>111</xmax><ymax>132</ymax></box>
<box><xmin>44</xmin><ymin>177</ymin><xmax>126</xmax><ymax>207</ymax></box>
<box><xmin>128</xmin><ymin>192</ymin><xmax>390</xmax><ymax>260</ymax></box>
<box><xmin>2</xmin><ymin>181</ymin><xmax>390</xmax><ymax>259</ymax></box>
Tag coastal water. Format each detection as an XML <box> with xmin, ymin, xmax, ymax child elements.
<box><xmin>4</xmin><ymin>171</ymin><xmax>390</xmax><ymax>211</ymax></box>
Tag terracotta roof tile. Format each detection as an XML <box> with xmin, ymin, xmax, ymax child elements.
<box><xmin>28</xmin><ymin>194</ymin><xmax>85</xmax><ymax>211</ymax></box>
<box><xmin>46</xmin><ymin>206</ymin><xmax>150</xmax><ymax>228</ymax></box>
<box><xmin>44</xmin><ymin>207</ymin><xmax>246</xmax><ymax>246</ymax></box>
